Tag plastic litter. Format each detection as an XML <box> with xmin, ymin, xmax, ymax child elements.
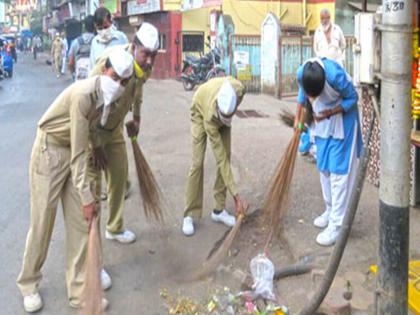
<box><xmin>238</xmin><ymin>253</ymin><xmax>276</xmax><ymax>302</ymax></box>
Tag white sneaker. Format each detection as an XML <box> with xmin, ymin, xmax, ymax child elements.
<box><xmin>102</xmin><ymin>298</ymin><xmax>109</xmax><ymax>311</ymax></box>
<box><xmin>23</xmin><ymin>292</ymin><xmax>43</xmax><ymax>313</ymax></box>
<box><xmin>211</xmin><ymin>209</ymin><xmax>236</xmax><ymax>227</ymax></box>
<box><xmin>316</xmin><ymin>225</ymin><xmax>340</xmax><ymax>246</ymax></box>
<box><xmin>105</xmin><ymin>229</ymin><xmax>136</xmax><ymax>244</ymax></box>
<box><xmin>101</xmin><ymin>269</ymin><xmax>112</xmax><ymax>291</ymax></box>
<box><xmin>313</xmin><ymin>211</ymin><xmax>330</xmax><ymax>229</ymax></box>
<box><xmin>182</xmin><ymin>216</ymin><xmax>195</xmax><ymax>236</ymax></box>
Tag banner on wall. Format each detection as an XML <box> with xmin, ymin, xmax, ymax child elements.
<box><xmin>104</xmin><ymin>0</ymin><xmax>120</xmax><ymax>14</ymax></box>
<box><xmin>127</xmin><ymin>0</ymin><xmax>161</xmax><ymax>15</ymax></box>
<box><xmin>181</xmin><ymin>0</ymin><xmax>221</xmax><ymax>11</ymax></box>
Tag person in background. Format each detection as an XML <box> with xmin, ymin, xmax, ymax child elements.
<box><xmin>69</xmin><ymin>15</ymin><xmax>95</xmax><ymax>81</ymax></box>
<box><xmin>51</xmin><ymin>33</ymin><xmax>63</xmax><ymax>78</ymax></box>
<box><xmin>182</xmin><ymin>77</ymin><xmax>246</xmax><ymax>236</ymax></box>
<box><xmin>313</xmin><ymin>8</ymin><xmax>346</xmax><ymax>67</ymax></box>
<box><xmin>10</xmin><ymin>37</ymin><xmax>17</xmax><ymax>62</ymax></box>
<box><xmin>32</xmin><ymin>35</ymin><xmax>42</xmax><ymax>60</ymax></box>
<box><xmin>294</xmin><ymin>58</ymin><xmax>361</xmax><ymax>247</ymax></box>
<box><xmin>89</xmin><ymin>7</ymin><xmax>128</xmax><ymax>68</ymax></box>
<box><xmin>61</xmin><ymin>32</ymin><xmax>68</xmax><ymax>75</ymax></box>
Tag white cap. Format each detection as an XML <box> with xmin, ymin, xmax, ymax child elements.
<box><xmin>135</xmin><ymin>22</ymin><xmax>159</xmax><ymax>51</ymax></box>
<box><xmin>108</xmin><ymin>48</ymin><xmax>133</xmax><ymax>79</ymax></box>
<box><xmin>217</xmin><ymin>80</ymin><xmax>237</xmax><ymax>116</ymax></box>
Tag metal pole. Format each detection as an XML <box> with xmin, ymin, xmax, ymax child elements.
<box><xmin>362</xmin><ymin>0</ymin><xmax>367</xmax><ymax>12</ymax></box>
<box><xmin>378</xmin><ymin>1</ymin><xmax>412</xmax><ymax>314</ymax></box>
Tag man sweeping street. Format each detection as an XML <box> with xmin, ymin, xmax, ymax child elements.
<box><xmin>182</xmin><ymin>77</ymin><xmax>246</xmax><ymax>236</ymax></box>
<box><xmin>16</xmin><ymin>48</ymin><xmax>133</xmax><ymax>313</ymax></box>
<box><xmin>89</xmin><ymin>22</ymin><xmax>160</xmax><ymax>244</ymax></box>
<box><xmin>294</xmin><ymin>58</ymin><xmax>362</xmax><ymax>246</ymax></box>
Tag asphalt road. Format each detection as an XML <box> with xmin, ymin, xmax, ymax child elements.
<box><xmin>1</xmin><ymin>53</ymin><xmax>420</xmax><ymax>315</ymax></box>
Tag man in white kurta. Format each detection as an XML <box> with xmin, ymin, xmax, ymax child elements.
<box><xmin>295</xmin><ymin>58</ymin><xmax>362</xmax><ymax>246</ymax></box>
<box><xmin>313</xmin><ymin>9</ymin><xmax>346</xmax><ymax>67</ymax></box>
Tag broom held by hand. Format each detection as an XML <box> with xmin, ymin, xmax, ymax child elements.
<box><xmin>294</xmin><ymin>103</ymin><xmax>304</xmax><ymax>131</ymax></box>
<box><xmin>234</xmin><ymin>194</ymin><xmax>244</xmax><ymax>215</ymax></box>
<box><xmin>126</xmin><ymin>116</ymin><xmax>140</xmax><ymax>138</ymax></box>
<box><xmin>83</xmin><ymin>201</ymin><xmax>98</xmax><ymax>230</ymax></box>
<box><xmin>91</xmin><ymin>147</ymin><xmax>108</xmax><ymax>170</ymax></box>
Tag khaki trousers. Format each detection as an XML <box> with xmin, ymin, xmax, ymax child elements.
<box><xmin>17</xmin><ymin>130</ymin><xmax>98</xmax><ymax>306</ymax></box>
<box><xmin>54</xmin><ymin>54</ymin><xmax>62</xmax><ymax>75</ymax></box>
<box><xmin>184</xmin><ymin>118</ymin><xmax>231</xmax><ymax>219</ymax></box>
<box><xmin>96</xmin><ymin>126</ymin><xmax>128</xmax><ymax>233</ymax></box>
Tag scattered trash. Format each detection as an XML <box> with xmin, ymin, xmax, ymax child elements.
<box><xmin>238</xmin><ymin>254</ymin><xmax>276</xmax><ymax>301</ymax></box>
<box><xmin>160</xmin><ymin>286</ymin><xmax>288</xmax><ymax>314</ymax></box>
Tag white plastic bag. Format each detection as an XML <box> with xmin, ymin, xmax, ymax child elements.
<box><xmin>249</xmin><ymin>253</ymin><xmax>276</xmax><ymax>301</ymax></box>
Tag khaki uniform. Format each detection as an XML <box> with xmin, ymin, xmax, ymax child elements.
<box><xmin>184</xmin><ymin>77</ymin><xmax>245</xmax><ymax>218</ymax></box>
<box><xmin>17</xmin><ymin>77</ymin><xmax>103</xmax><ymax>306</ymax></box>
<box><xmin>51</xmin><ymin>38</ymin><xmax>63</xmax><ymax>75</ymax></box>
<box><xmin>90</xmin><ymin>44</ymin><xmax>149</xmax><ymax>233</ymax></box>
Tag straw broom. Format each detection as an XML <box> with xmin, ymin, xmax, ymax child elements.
<box><xmin>81</xmin><ymin>216</ymin><xmax>103</xmax><ymax>315</ymax></box>
<box><xmin>189</xmin><ymin>202</ymin><xmax>248</xmax><ymax>280</ymax></box>
<box><xmin>126</xmin><ymin>121</ymin><xmax>164</xmax><ymax>222</ymax></box>
<box><xmin>263</xmin><ymin>115</ymin><xmax>304</xmax><ymax>251</ymax></box>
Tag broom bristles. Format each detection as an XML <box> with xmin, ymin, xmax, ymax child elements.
<box><xmin>189</xmin><ymin>204</ymin><xmax>248</xmax><ymax>281</ymax></box>
<box><xmin>263</xmin><ymin>128</ymin><xmax>301</xmax><ymax>248</ymax></box>
<box><xmin>279</xmin><ymin>109</ymin><xmax>296</xmax><ymax>128</ymax></box>
<box><xmin>131</xmin><ymin>140</ymin><xmax>165</xmax><ymax>222</ymax></box>
<box><xmin>81</xmin><ymin>217</ymin><xmax>103</xmax><ymax>315</ymax></box>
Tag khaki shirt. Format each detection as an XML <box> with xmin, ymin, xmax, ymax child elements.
<box><xmin>38</xmin><ymin>76</ymin><xmax>103</xmax><ymax>206</ymax></box>
<box><xmin>90</xmin><ymin>44</ymin><xmax>151</xmax><ymax>147</ymax></box>
<box><xmin>51</xmin><ymin>38</ymin><xmax>63</xmax><ymax>57</ymax></box>
<box><xmin>191</xmin><ymin>76</ymin><xmax>246</xmax><ymax>196</ymax></box>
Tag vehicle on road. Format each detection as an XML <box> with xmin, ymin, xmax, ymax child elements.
<box><xmin>180</xmin><ymin>44</ymin><xmax>224</xmax><ymax>91</ymax></box>
<box><xmin>0</xmin><ymin>36</ymin><xmax>14</xmax><ymax>78</ymax></box>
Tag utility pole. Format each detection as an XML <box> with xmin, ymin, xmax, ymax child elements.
<box><xmin>378</xmin><ymin>0</ymin><xmax>412</xmax><ymax>314</ymax></box>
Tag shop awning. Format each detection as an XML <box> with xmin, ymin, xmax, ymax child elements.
<box><xmin>347</xmin><ymin>2</ymin><xmax>380</xmax><ymax>12</ymax></box>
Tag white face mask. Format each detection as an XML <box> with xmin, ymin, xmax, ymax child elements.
<box><xmin>100</xmin><ymin>75</ymin><xmax>125</xmax><ymax>126</ymax></box>
<box><xmin>97</xmin><ymin>26</ymin><xmax>113</xmax><ymax>43</ymax></box>
<box><xmin>217</xmin><ymin>109</ymin><xmax>233</xmax><ymax>127</ymax></box>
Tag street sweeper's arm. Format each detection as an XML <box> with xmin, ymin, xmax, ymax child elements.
<box><xmin>294</xmin><ymin>64</ymin><xmax>306</xmax><ymax>130</ymax></box>
<box><xmin>205</xmin><ymin>122</ymin><xmax>237</xmax><ymax>197</ymax></box>
<box><xmin>69</xmin><ymin>94</ymin><xmax>97</xmax><ymax>207</ymax></box>
<box><xmin>325</xmin><ymin>59</ymin><xmax>358</xmax><ymax>112</ymax></box>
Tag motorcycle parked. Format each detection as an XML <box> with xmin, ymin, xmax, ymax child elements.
<box><xmin>181</xmin><ymin>44</ymin><xmax>225</xmax><ymax>91</ymax></box>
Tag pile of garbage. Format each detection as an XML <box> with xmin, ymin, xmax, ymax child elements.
<box><xmin>161</xmin><ymin>254</ymin><xmax>289</xmax><ymax>315</ymax></box>
<box><xmin>161</xmin><ymin>286</ymin><xmax>288</xmax><ymax>315</ymax></box>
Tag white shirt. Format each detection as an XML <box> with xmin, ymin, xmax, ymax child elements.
<box><xmin>313</xmin><ymin>24</ymin><xmax>346</xmax><ymax>66</ymax></box>
<box><xmin>89</xmin><ymin>28</ymin><xmax>128</xmax><ymax>68</ymax></box>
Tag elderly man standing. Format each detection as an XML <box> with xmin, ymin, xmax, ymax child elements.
<box><xmin>89</xmin><ymin>22</ymin><xmax>160</xmax><ymax>244</ymax></box>
<box><xmin>313</xmin><ymin>9</ymin><xmax>346</xmax><ymax>67</ymax></box>
<box><xmin>16</xmin><ymin>48</ymin><xmax>133</xmax><ymax>313</ymax></box>
<box><xmin>182</xmin><ymin>77</ymin><xmax>246</xmax><ymax>236</ymax></box>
